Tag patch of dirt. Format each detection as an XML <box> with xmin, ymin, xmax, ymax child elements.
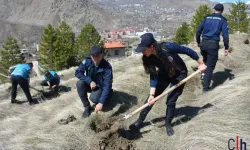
<box><xmin>89</xmin><ymin>116</ymin><xmax>136</xmax><ymax>150</ymax></box>
<box><xmin>89</xmin><ymin>117</ymin><xmax>118</xmax><ymax>133</ymax></box>
<box><xmin>98</xmin><ymin>129</ymin><xmax>136</xmax><ymax>150</ymax></box>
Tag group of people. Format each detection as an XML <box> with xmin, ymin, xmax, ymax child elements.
<box><xmin>8</xmin><ymin>3</ymin><xmax>229</xmax><ymax>137</ymax></box>
<box><xmin>8</xmin><ymin>63</ymin><xmax>61</xmax><ymax>105</ymax></box>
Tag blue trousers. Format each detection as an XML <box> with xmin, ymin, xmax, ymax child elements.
<box><xmin>76</xmin><ymin>80</ymin><xmax>112</xmax><ymax>107</ymax></box>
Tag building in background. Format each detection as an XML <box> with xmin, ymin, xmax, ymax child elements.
<box><xmin>104</xmin><ymin>41</ymin><xmax>126</xmax><ymax>58</ymax></box>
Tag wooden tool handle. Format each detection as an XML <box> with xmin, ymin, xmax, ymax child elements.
<box><xmin>124</xmin><ymin>70</ymin><xmax>200</xmax><ymax>120</ymax></box>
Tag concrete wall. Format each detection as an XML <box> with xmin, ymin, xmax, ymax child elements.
<box><xmin>32</xmin><ymin>60</ymin><xmax>40</xmax><ymax>76</ymax></box>
<box><xmin>106</xmin><ymin>48</ymin><xmax>126</xmax><ymax>58</ymax></box>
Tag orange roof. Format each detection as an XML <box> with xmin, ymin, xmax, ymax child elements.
<box><xmin>104</xmin><ymin>41</ymin><xmax>125</xmax><ymax>49</ymax></box>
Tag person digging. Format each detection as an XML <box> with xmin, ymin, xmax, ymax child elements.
<box><xmin>129</xmin><ymin>33</ymin><xmax>206</xmax><ymax>136</ymax></box>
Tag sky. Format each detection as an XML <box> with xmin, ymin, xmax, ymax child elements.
<box><xmin>210</xmin><ymin>0</ymin><xmax>250</xmax><ymax>3</ymax></box>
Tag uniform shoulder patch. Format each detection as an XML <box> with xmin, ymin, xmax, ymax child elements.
<box><xmin>82</xmin><ymin>60</ymin><xmax>86</xmax><ymax>65</ymax></box>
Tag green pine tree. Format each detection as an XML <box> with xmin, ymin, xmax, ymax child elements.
<box><xmin>0</xmin><ymin>37</ymin><xmax>24</xmax><ymax>82</ymax></box>
<box><xmin>173</xmin><ymin>22</ymin><xmax>193</xmax><ymax>45</ymax></box>
<box><xmin>39</xmin><ymin>24</ymin><xmax>57</xmax><ymax>72</ymax></box>
<box><xmin>226</xmin><ymin>1</ymin><xmax>249</xmax><ymax>33</ymax></box>
<box><xmin>54</xmin><ymin>21</ymin><xmax>75</xmax><ymax>70</ymax></box>
<box><xmin>191</xmin><ymin>4</ymin><xmax>213</xmax><ymax>36</ymax></box>
<box><xmin>75</xmin><ymin>24</ymin><xmax>100</xmax><ymax>62</ymax></box>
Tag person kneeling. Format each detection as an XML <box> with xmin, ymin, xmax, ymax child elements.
<box><xmin>40</xmin><ymin>70</ymin><xmax>60</xmax><ymax>91</ymax></box>
<box><xmin>75</xmin><ymin>45</ymin><xmax>113</xmax><ymax>118</ymax></box>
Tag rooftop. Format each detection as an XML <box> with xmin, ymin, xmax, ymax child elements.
<box><xmin>104</xmin><ymin>41</ymin><xmax>126</xmax><ymax>49</ymax></box>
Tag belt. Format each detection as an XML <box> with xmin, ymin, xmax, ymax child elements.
<box><xmin>202</xmin><ymin>39</ymin><xmax>219</xmax><ymax>43</ymax></box>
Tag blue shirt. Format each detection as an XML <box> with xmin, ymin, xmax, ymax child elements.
<box><xmin>11</xmin><ymin>64</ymin><xmax>31</xmax><ymax>80</ymax></box>
<box><xmin>44</xmin><ymin>70</ymin><xmax>58</xmax><ymax>81</ymax></box>
<box><xmin>150</xmin><ymin>42</ymin><xmax>199</xmax><ymax>88</ymax></box>
<box><xmin>44</xmin><ymin>70</ymin><xmax>60</xmax><ymax>86</ymax></box>
<box><xmin>196</xmin><ymin>13</ymin><xmax>229</xmax><ymax>49</ymax></box>
<box><xmin>75</xmin><ymin>57</ymin><xmax>113</xmax><ymax>104</ymax></box>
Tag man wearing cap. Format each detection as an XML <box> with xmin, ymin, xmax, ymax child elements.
<box><xmin>196</xmin><ymin>3</ymin><xmax>230</xmax><ymax>93</ymax></box>
<box><xmin>9</xmin><ymin>62</ymin><xmax>38</xmax><ymax>105</ymax></box>
<box><xmin>75</xmin><ymin>45</ymin><xmax>113</xmax><ymax>118</ymax></box>
<box><xmin>129</xmin><ymin>33</ymin><xmax>206</xmax><ymax>136</ymax></box>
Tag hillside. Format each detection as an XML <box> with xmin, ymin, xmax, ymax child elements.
<box><xmin>0</xmin><ymin>33</ymin><xmax>250</xmax><ymax>150</ymax></box>
<box><xmin>0</xmin><ymin>0</ymin><xmax>117</xmax><ymax>47</ymax></box>
<box><xmin>97</xmin><ymin>0</ymin><xmax>212</xmax><ymax>9</ymax></box>
<box><xmin>96</xmin><ymin>0</ymin><xmax>231</xmax><ymax>11</ymax></box>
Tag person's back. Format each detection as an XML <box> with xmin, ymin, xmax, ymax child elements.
<box><xmin>10</xmin><ymin>63</ymin><xmax>37</xmax><ymax>105</ymax></box>
<box><xmin>196</xmin><ymin>3</ymin><xmax>229</xmax><ymax>51</ymax></box>
<box><xmin>11</xmin><ymin>64</ymin><xmax>31</xmax><ymax>79</ymax></box>
<box><xmin>200</xmin><ymin>13</ymin><xmax>228</xmax><ymax>42</ymax></box>
<box><xmin>196</xmin><ymin>3</ymin><xmax>230</xmax><ymax>93</ymax></box>
<box><xmin>161</xmin><ymin>42</ymin><xmax>200</xmax><ymax>73</ymax></box>
<box><xmin>44</xmin><ymin>70</ymin><xmax>60</xmax><ymax>81</ymax></box>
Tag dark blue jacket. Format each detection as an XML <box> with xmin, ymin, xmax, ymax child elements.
<box><xmin>150</xmin><ymin>42</ymin><xmax>199</xmax><ymax>88</ymax></box>
<box><xmin>75</xmin><ymin>57</ymin><xmax>113</xmax><ymax>104</ymax></box>
<box><xmin>196</xmin><ymin>13</ymin><xmax>229</xmax><ymax>49</ymax></box>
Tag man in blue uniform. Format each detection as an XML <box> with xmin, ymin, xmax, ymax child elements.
<box><xmin>75</xmin><ymin>45</ymin><xmax>113</xmax><ymax>118</ymax></box>
<box><xmin>10</xmin><ymin>63</ymin><xmax>38</xmax><ymax>105</ymax></box>
<box><xmin>40</xmin><ymin>70</ymin><xmax>60</xmax><ymax>91</ymax></box>
<box><xmin>196</xmin><ymin>3</ymin><xmax>230</xmax><ymax>93</ymax></box>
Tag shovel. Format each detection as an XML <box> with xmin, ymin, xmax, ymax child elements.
<box><xmin>123</xmin><ymin>69</ymin><xmax>201</xmax><ymax>120</ymax></box>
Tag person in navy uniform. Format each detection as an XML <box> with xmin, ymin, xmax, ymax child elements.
<box><xmin>75</xmin><ymin>45</ymin><xmax>113</xmax><ymax>118</ymax></box>
<box><xmin>9</xmin><ymin>62</ymin><xmax>38</xmax><ymax>105</ymax></box>
<box><xmin>40</xmin><ymin>70</ymin><xmax>60</xmax><ymax>91</ymax></box>
<box><xmin>129</xmin><ymin>33</ymin><xmax>206</xmax><ymax>136</ymax></box>
<box><xmin>196</xmin><ymin>3</ymin><xmax>230</xmax><ymax>93</ymax></box>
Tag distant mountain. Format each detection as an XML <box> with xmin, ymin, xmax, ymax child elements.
<box><xmin>95</xmin><ymin>0</ymin><xmax>232</xmax><ymax>12</ymax></box>
<box><xmin>95</xmin><ymin>0</ymin><xmax>213</xmax><ymax>9</ymax></box>
<box><xmin>0</xmin><ymin>19</ymin><xmax>43</xmax><ymax>48</ymax></box>
<box><xmin>0</xmin><ymin>0</ymin><xmax>117</xmax><ymax>47</ymax></box>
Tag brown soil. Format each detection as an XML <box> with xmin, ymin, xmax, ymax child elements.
<box><xmin>90</xmin><ymin>116</ymin><xmax>137</xmax><ymax>150</ymax></box>
<box><xmin>89</xmin><ymin>116</ymin><xmax>118</xmax><ymax>133</ymax></box>
<box><xmin>98</xmin><ymin>129</ymin><xmax>136</xmax><ymax>150</ymax></box>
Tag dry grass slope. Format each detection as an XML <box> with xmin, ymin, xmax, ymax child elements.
<box><xmin>0</xmin><ymin>33</ymin><xmax>250</xmax><ymax>150</ymax></box>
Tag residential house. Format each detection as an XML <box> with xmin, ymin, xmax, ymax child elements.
<box><xmin>104</xmin><ymin>41</ymin><xmax>126</xmax><ymax>58</ymax></box>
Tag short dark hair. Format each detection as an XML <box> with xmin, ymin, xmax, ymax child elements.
<box><xmin>27</xmin><ymin>62</ymin><xmax>33</xmax><ymax>68</ymax></box>
<box><xmin>214</xmin><ymin>3</ymin><xmax>224</xmax><ymax>13</ymax></box>
<box><xmin>45</xmin><ymin>71</ymin><xmax>51</xmax><ymax>78</ymax></box>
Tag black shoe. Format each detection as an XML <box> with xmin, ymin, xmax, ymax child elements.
<box><xmin>29</xmin><ymin>100</ymin><xmax>39</xmax><ymax>105</ymax></box>
<box><xmin>82</xmin><ymin>106</ymin><xmax>92</xmax><ymax>118</ymax></box>
<box><xmin>166</xmin><ymin>124</ymin><xmax>174</xmax><ymax>136</ymax></box>
<box><xmin>11</xmin><ymin>99</ymin><xmax>18</xmax><ymax>103</ymax></box>
<box><xmin>129</xmin><ymin>119</ymin><xmax>143</xmax><ymax>131</ymax></box>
